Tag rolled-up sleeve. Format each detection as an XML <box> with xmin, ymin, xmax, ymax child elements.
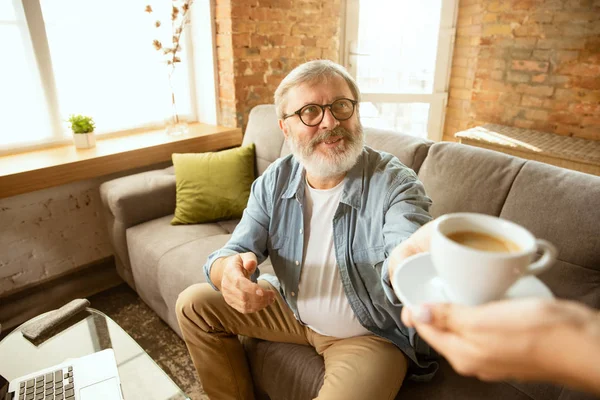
<box><xmin>380</xmin><ymin>172</ymin><xmax>432</xmax><ymax>306</ymax></box>
<box><xmin>203</xmin><ymin>170</ymin><xmax>273</xmax><ymax>291</ymax></box>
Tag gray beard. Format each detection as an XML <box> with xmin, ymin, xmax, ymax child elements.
<box><xmin>287</xmin><ymin>125</ymin><xmax>365</xmax><ymax>179</ymax></box>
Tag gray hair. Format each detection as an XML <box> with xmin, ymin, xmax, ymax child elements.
<box><xmin>274</xmin><ymin>60</ymin><xmax>361</xmax><ymax>119</ymax></box>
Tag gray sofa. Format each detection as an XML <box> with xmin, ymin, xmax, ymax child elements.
<box><xmin>100</xmin><ymin>105</ymin><xmax>600</xmax><ymax>400</ymax></box>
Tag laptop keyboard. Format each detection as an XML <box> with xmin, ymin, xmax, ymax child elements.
<box><xmin>17</xmin><ymin>366</ymin><xmax>75</xmax><ymax>400</ymax></box>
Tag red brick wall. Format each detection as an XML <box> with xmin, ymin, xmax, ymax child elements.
<box><xmin>444</xmin><ymin>0</ymin><xmax>600</xmax><ymax>142</ymax></box>
<box><xmin>445</xmin><ymin>0</ymin><xmax>483</xmax><ymax>141</ymax></box>
<box><xmin>214</xmin><ymin>0</ymin><xmax>341</xmax><ymax>129</ymax></box>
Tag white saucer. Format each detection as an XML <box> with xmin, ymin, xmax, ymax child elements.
<box><xmin>392</xmin><ymin>252</ymin><xmax>554</xmax><ymax>307</ymax></box>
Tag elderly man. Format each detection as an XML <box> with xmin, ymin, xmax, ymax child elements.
<box><xmin>176</xmin><ymin>60</ymin><xmax>437</xmax><ymax>400</ymax></box>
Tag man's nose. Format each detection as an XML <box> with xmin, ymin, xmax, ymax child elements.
<box><xmin>319</xmin><ymin>106</ymin><xmax>339</xmax><ymax>130</ymax></box>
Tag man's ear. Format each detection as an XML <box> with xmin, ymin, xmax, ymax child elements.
<box><xmin>278</xmin><ymin>119</ymin><xmax>289</xmax><ymax>139</ymax></box>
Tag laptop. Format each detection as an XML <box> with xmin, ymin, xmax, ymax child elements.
<box><xmin>1</xmin><ymin>349</ymin><xmax>123</xmax><ymax>400</ymax></box>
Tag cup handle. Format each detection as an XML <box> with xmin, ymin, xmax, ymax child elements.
<box><xmin>526</xmin><ymin>239</ymin><xmax>558</xmax><ymax>275</ymax></box>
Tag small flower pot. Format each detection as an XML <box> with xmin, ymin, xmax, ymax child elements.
<box><xmin>73</xmin><ymin>133</ymin><xmax>96</xmax><ymax>149</ymax></box>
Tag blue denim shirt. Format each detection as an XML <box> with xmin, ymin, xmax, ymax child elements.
<box><xmin>204</xmin><ymin>146</ymin><xmax>439</xmax><ymax>380</ymax></box>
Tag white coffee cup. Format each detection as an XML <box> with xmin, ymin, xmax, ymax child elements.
<box><xmin>431</xmin><ymin>213</ymin><xmax>557</xmax><ymax>305</ymax></box>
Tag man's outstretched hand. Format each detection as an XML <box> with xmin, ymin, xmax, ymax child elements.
<box><xmin>218</xmin><ymin>252</ymin><xmax>276</xmax><ymax>314</ymax></box>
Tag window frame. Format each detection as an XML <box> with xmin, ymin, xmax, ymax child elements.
<box><xmin>341</xmin><ymin>0</ymin><xmax>458</xmax><ymax>141</ymax></box>
<box><xmin>1</xmin><ymin>0</ymin><xmax>218</xmax><ymax>155</ymax></box>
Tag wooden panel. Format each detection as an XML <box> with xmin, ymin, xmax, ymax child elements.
<box><xmin>459</xmin><ymin>138</ymin><xmax>600</xmax><ymax>176</ymax></box>
<box><xmin>0</xmin><ymin>124</ymin><xmax>242</xmax><ymax>198</ymax></box>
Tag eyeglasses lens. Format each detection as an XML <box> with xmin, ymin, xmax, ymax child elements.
<box><xmin>300</xmin><ymin>99</ymin><xmax>354</xmax><ymax>126</ymax></box>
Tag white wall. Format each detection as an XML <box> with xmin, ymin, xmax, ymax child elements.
<box><xmin>0</xmin><ymin>163</ymin><xmax>169</xmax><ymax>297</ymax></box>
<box><xmin>0</xmin><ymin>179</ymin><xmax>112</xmax><ymax>296</ymax></box>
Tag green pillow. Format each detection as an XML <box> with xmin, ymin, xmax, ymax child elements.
<box><xmin>171</xmin><ymin>144</ymin><xmax>255</xmax><ymax>225</ymax></box>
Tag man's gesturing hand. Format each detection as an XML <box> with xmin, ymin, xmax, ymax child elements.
<box><xmin>220</xmin><ymin>252</ymin><xmax>276</xmax><ymax>314</ymax></box>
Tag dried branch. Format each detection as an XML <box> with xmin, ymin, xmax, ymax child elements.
<box><xmin>146</xmin><ymin>0</ymin><xmax>195</xmax><ymax>74</ymax></box>
<box><xmin>146</xmin><ymin>0</ymin><xmax>195</xmax><ymax>125</ymax></box>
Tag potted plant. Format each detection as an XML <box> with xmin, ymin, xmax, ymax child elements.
<box><xmin>68</xmin><ymin>114</ymin><xmax>96</xmax><ymax>149</ymax></box>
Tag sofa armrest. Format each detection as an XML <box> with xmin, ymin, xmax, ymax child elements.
<box><xmin>99</xmin><ymin>167</ymin><xmax>176</xmax><ymax>289</ymax></box>
<box><xmin>100</xmin><ymin>167</ymin><xmax>176</xmax><ymax>226</ymax></box>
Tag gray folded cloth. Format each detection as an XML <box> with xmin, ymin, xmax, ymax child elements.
<box><xmin>21</xmin><ymin>299</ymin><xmax>90</xmax><ymax>340</ymax></box>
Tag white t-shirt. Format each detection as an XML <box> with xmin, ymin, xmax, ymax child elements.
<box><xmin>296</xmin><ymin>178</ymin><xmax>370</xmax><ymax>338</ymax></box>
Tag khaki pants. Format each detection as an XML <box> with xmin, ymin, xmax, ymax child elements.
<box><xmin>176</xmin><ymin>281</ymin><xmax>408</xmax><ymax>400</ymax></box>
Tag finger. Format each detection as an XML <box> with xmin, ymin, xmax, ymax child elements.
<box><xmin>401</xmin><ymin>307</ymin><xmax>415</xmax><ymax>327</ymax></box>
<box><xmin>411</xmin><ymin>219</ymin><xmax>435</xmax><ymax>253</ymax></box>
<box><xmin>424</xmin><ymin>301</ymin><xmax>527</xmax><ymax>333</ymax></box>
<box><xmin>424</xmin><ymin>303</ymin><xmax>467</xmax><ymax>331</ymax></box>
<box><xmin>232</xmin><ymin>289</ymin><xmax>275</xmax><ymax>313</ymax></box>
<box><xmin>233</xmin><ymin>279</ymin><xmax>275</xmax><ymax>310</ymax></box>
<box><xmin>253</xmin><ymin>286</ymin><xmax>276</xmax><ymax>301</ymax></box>
<box><xmin>247</xmin><ymin>289</ymin><xmax>276</xmax><ymax>311</ymax></box>
<box><xmin>225</xmin><ymin>255</ymin><xmax>248</xmax><ymax>279</ymax></box>
<box><xmin>414</xmin><ymin>322</ymin><xmax>482</xmax><ymax>377</ymax></box>
<box><xmin>240</xmin><ymin>252</ymin><xmax>258</xmax><ymax>276</ymax></box>
<box><xmin>223</xmin><ymin>285</ymin><xmax>266</xmax><ymax>314</ymax></box>
<box><xmin>433</xmin><ymin>298</ymin><xmax>567</xmax><ymax>333</ymax></box>
<box><xmin>260</xmin><ymin>288</ymin><xmax>276</xmax><ymax>302</ymax></box>
<box><xmin>552</xmin><ymin>299</ymin><xmax>599</xmax><ymax>326</ymax></box>
<box><xmin>234</xmin><ymin>273</ymin><xmax>263</xmax><ymax>295</ymax></box>
<box><xmin>414</xmin><ymin>322</ymin><xmax>467</xmax><ymax>358</ymax></box>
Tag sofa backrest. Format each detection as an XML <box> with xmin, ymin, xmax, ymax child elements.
<box><xmin>500</xmin><ymin>161</ymin><xmax>600</xmax><ymax>272</ymax></box>
<box><xmin>419</xmin><ymin>142</ymin><xmax>600</xmax><ymax>267</ymax></box>
<box><xmin>499</xmin><ymin>161</ymin><xmax>600</xmax><ymax>311</ymax></box>
<box><xmin>243</xmin><ymin>105</ymin><xmax>286</xmax><ymax>176</ymax></box>
<box><xmin>418</xmin><ymin>142</ymin><xmax>527</xmax><ymax>218</ymax></box>
<box><xmin>419</xmin><ymin>141</ymin><xmax>600</xmax><ymax>318</ymax></box>
<box><xmin>243</xmin><ymin>104</ymin><xmax>433</xmax><ymax>176</ymax></box>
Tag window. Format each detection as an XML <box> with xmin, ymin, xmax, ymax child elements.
<box><xmin>0</xmin><ymin>0</ymin><xmax>216</xmax><ymax>153</ymax></box>
<box><xmin>343</xmin><ymin>0</ymin><xmax>458</xmax><ymax>140</ymax></box>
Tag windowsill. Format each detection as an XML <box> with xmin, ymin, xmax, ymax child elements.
<box><xmin>0</xmin><ymin>123</ymin><xmax>242</xmax><ymax>199</ymax></box>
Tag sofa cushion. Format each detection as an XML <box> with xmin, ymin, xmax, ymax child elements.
<box><xmin>537</xmin><ymin>259</ymin><xmax>600</xmax><ymax>308</ymax></box>
<box><xmin>242</xmin><ymin>338</ymin><xmax>325</xmax><ymax>400</ymax></box>
<box><xmin>418</xmin><ymin>143</ymin><xmax>526</xmax><ymax>218</ymax></box>
<box><xmin>499</xmin><ymin>161</ymin><xmax>600</xmax><ymax>272</ymax></box>
<box><xmin>127</xmin><ymin>215</ymin><xmax>230</xmax><ymax>321</ymax></box>
<box><xmin>364</xmin><ymin>128</ymin><xmax>433</xmax><ymax>174</ymax></box>
<box><xmin>171</xmin><ymin>144</ymin><xmax>256</xmax><ymax>225</ymax></box>
<box><xmin>243</xmin><ymin>339</ymin><xmax>535</xmax><ymax>400</ymax></box>
<box><xmin>507</xmin><ymin>380</ymin><xmax>598</xmax><ymax>400</ymax></box>
<box><xmin>101</xmin><ymin>169</ymin><xmax>176</xmax><ymax>227</ymax></box>
<box><xmin>243</xmin><ymin>105</ymin><xmax>286</xmax><ymax>176</ymax></box>
<box><xmin>398</xmin><ymin>360</ymin><xmax>536</xmax><ymax>400</ymax></box>
<box><xmin>157</xmin><ymin>234</ymin><xmax>276</xmax><ymax>336</ymax></box>
<box><xmin>216</xmin><ymin>219</ymin><xmax>241</xmax><ymax>234</ymax></box>
<box><xmin>158</xmin><ymin>233</ymin><xmax>233</xmax><ymax>335</ymax></box>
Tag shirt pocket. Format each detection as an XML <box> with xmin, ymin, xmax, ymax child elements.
<box><xmin>267</xmin><ymin>234</ymin><xmax>288</xmax><ymax>272</ymax></box>
<box><xmin>269</xmin><ymin>234</ymin><xmax>287</xmax><ymax>250</ymax></box>
<box><xmin>352</xmin><ymin>246</ymin><xmax>389</xmax><ymax>326</ymax></box>
<box><xmin>352</xmin><ymin>246</ymin><xmax>385</xmax><ymax>276</ymax></box>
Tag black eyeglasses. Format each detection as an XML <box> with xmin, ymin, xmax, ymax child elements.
<box><xmin>282</xmin><ymin>98</ymin><xmax>358</xmax><ymax>127</ymax></box>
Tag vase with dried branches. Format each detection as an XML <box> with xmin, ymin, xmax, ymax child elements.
<box><xmin>146</xmin><ymin>0</ymin><xmax>194</xmax><ymax>136</ymax></box>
